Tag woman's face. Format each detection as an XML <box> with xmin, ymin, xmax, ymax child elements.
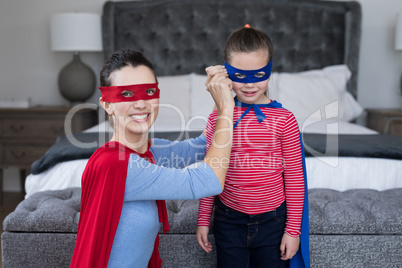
<box><xmin>106</xmin><ymin>65</ymin><xmax>159</xmax><ymax>135</ymax></box>
<box><xmin>229</xmin><ymin>50</ymin><xmax>270</xmax><ymax>104</ymax></box>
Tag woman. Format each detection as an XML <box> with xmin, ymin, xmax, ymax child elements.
<box><xmin>70</xmin><ymin>49</ymin><xmax>234</xmax><ymax>267</ymax></box>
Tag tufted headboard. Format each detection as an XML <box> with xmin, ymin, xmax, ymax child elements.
<box><xmin>102</xmin><ymin>0</ymin><xmax>361</xmax><ymax>98</ymax></box>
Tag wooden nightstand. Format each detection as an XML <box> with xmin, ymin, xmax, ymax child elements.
<box><xmin>366</xmin><ymin>108</ymin><xmax>402</xmax><ymax>138</ymax></box>
<box><xmin>0</xmin><ymin>106</ymin><xmax>98</xmax><ymax>203</ymax></box>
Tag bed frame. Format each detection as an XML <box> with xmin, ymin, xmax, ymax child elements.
<box><xmin>102</xmin><ymin>0</ymin><xmax>361</xmax><ymax>98</ymax></box>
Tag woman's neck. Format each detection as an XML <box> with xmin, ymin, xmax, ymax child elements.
<box><xmin>110</xmin><ymin>129</ymin><xmax>149</xmax><ymax>154</ymax></box>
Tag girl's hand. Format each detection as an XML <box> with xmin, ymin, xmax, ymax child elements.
<box><xmin>196</xmin><ymin>226</ymin><xmax>213</xmax><ymax>253</ymax></box>
<box><xmin>280</xmin><ymin>232</ymin><xmax>300</xmax><ymax>260</ymax></box>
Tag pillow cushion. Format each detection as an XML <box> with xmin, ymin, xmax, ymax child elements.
<box><xmin>152</xmin><ymin>74</ymin><xmax>191</xmax><ymax>131</ymax></box>
<box><xmin>189</xmin><ymin>73</ymin><xmax>215</xmax><ymax>130</ymax></box>
<box><xmin>155</xmin><ymin>65</ymin><xmax>363</xmax><ymax>132</ymax></box>
<box><xmin>270</xmin><ymin>65</ymin><xmax>363</xmax><ymax>126</ymax></box>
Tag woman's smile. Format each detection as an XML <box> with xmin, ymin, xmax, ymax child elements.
<box><xmin>129</xmin><ymin>113</ymin><xmax>150</xmax><ymax>122</ymax></box>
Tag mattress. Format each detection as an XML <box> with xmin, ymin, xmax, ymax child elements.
<box><xmin>25</xmin><ymin>120</ymin><xmax>402</xmax><ymax>198</ymax></box>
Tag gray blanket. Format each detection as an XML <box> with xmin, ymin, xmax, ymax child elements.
<box><xmin>30</xmin><ymin>132</ymin><xmax>402</xmax><ymax>175</ymax></box>
<box><xmin>302</xmin><ymin>134</ymin><xmax>402</xmax><ymax>159</ymax></box>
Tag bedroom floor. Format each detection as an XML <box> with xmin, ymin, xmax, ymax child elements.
<box><xmin>0</xmin><ymin>191</ymin><xmax>25</xmax><ymax>267</ymax></box>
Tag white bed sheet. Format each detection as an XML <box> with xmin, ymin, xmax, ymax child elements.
<box><xmin>300</xmin><ymin>118</ymin><xmax>378</xmax><ymax>135</ymax></box>
<box><xmin>25</xmin><ymin>120</ymin><xmax>401</xmax><ymax>199</ymax></box>
<box><xmin>306</xmin><ymin>157</ymin><xmax>402</xmax><ymax>191</ymax></box>
<box><xmin>25</xmin><ymin>155</ymin><xmax>402</xmax><ymax>199</ymax></box>
<box><xmin>84</xmin><ymin>117</ymin><xmax>379</xmax><ymax>135</ymax></box>
<box><xmin>26</xmin><ymin>159</ymin><xmax>86</xmax><ymax>198</ymax></box>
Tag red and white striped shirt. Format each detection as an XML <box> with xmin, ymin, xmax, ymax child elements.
<box><xmin>197</xmin><ymin>103</ymin><xmax>305</xmax><ymax>236</ymax></box>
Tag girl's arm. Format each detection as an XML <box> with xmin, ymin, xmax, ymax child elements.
<box><xmin>197</xmin><ymin>112</ymin><xmax>218</xmax><ymax>228</ymax></box>
<box><xmin>196</xmin><ymin>195</ymin><xmax>216</xmax><ymax>253</ymax></box>
<box><xmin>280</xmin><ymin>112</ymin><xmax>305</xmax><ymax>260</ymax></box>
<box><xmin>281</xmin><ymin>113</ymin><xmax>305</xmax><ymax>237</ymax></box>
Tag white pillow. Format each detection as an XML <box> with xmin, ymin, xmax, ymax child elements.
<box><xmin>271</xmin><ymin>65</ymin><xmax>363</xmax><ymax>125</ymax></box>
<box><xmin>152</xmin><ymin>74</ymin><xmax>191</xmax><ymax>132</ymax></box>
<box><xmin>189</xmin><ymin>73</ymin><xmax>215</xmax><ymax>130</ymax></box>
<box><xmin>339</xmin><ymin>87</ymin><xmax>364</xmax><ymax>122</ymax></box>
<box><xmin>320</xmin><ymin>65</ymin><xmax>363</xmax><ymax>122</ymax></box>
<box><xmin>267</xmin><ymin>72</ymin><xmax>279</xmax><ymax>100</ymax></box>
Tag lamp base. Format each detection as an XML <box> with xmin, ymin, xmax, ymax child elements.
<box><xmin>400</xmin><ymin>72</ymin><xmax>402</xmax><ymax>96</ymax></box>
<box><xmin>58</xmin><ymin>52</ymin><xmax>96</xmax><ymax>103</ymax></box>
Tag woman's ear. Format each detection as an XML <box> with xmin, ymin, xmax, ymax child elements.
<box><xmin>99</xmin><ymin>97</ymin><xmax>114</xmax><ymax>115</ymax></box>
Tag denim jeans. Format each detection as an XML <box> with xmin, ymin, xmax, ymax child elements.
<box><xmin>213</xmin><ymin>197</ymin><xmax>288</xmax><ymax>268</ymax></box>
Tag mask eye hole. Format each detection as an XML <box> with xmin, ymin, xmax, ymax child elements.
<box><xmin>146</xmin><ymin>88</ymin><xmax>157</xmax><ymax>96</ymax></box>
<box><xmin>234</xmin><ymin>73</ymin><xmax>246</xmax><ymax>79</ymax></box>
<box><xmin>121</xmin><ymin>90</ymin><xmax>134</xmax><ymax>97</ymax></box>
<box><xmin>254</xmin><ymin>72</ymin><xmax>266</xmax><ymax>78</ymax></box>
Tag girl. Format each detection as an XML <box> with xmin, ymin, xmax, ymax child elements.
<box><xmin>70</xmin><ymin>49</ymin><xmax>235</xmax><ymax>267</ymax></box>
<box><xmin>196</xmin><ymin>26</ymin><xmax>309</xmax><ymax>268</ymax></box>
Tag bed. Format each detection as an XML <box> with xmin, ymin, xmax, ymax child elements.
<box><xmin>25</xmin><ymin>67</ymin><xmax>402</xmax><ymax>196</ymax></box>
<box><xmin>3</xmin><ymin>0</ymin><xmax>402</xmax><ymax>267</ymax></box>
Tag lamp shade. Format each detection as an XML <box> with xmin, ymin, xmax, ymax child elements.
<box><xmin>51</xmin><ymin>13</ymin><xmax>102</xmax><ymax>52</ymax></box>
<box><xmin>396</xmin><ymin>11</ymin><xmax>402</xmax><ymax>50</ymax></box>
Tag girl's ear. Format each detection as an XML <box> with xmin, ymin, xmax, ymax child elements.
<box><xmin>99</xmin><ymin>97</ymin><xmax>115</xmax><ymax>115</ymax></box>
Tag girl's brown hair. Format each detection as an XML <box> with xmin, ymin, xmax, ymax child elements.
<box><xmin>223</xmin><ymin>26</ymin><xmax>274</xmax><ymax>64</ymax></box>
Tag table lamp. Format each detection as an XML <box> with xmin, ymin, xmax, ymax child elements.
<box><xmin>51</xmin><ymin>13</ymin><xmax>102</xmax><ymax>103</ymax></box>
<box><xmin>396</xmin><ymin>11</ymin><xmax>402</xmax><ymax>94</ymax></box>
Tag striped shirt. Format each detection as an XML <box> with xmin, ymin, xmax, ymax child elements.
<box><xmin>197</xmin><ymin>101</ymin><xmax>305</xmax><ymax>236</ymax></box>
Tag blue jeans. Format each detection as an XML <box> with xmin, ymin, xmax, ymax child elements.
<box><xmin>213</xmin><ymin>197</ymin><xmax>288</xmax><ymax>268</ymax></box>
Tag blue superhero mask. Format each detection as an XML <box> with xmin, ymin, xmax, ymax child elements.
<box><xmin>224</xmin><ymin>60</ymin><xmax>273</xmax><ymax>83</ymax></box>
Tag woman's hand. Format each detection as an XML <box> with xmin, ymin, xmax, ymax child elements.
<box><xmin>204</xmin><ymin>65</ymin><xmax>233</xmax><ymax>112</ymax></box>
<box><xmin>196</xmin><ymin>226</ymin><xmax>213</xmax><ymax>253</ymax></box>
<box><xmin>280</xmin><ymin>232</ymin><xmax>300</xmax><ymax>260</ymax></box>
<box><xmin>203</xmin><ymin>65</ymin><xmax>228</xmax><ymax>114</ymax></box>
<box><xmin>205</xmin><ymin>65</ymin><xmax>228</xmax><ymax>87</ymax></box>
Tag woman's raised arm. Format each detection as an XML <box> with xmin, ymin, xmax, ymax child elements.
<box><xmin>202</xmin><ymin>67</ymin><xmax>234</xmax><ymax>189</ymax></box>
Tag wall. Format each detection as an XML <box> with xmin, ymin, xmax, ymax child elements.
<box><xmin>1</xmin><ymin>0</ymin><xmax>401</xmax><ymax>108</ymax></box>
<box><xmin>344</xmin><ymin>0</ymin><xmax>402</xmax><ymax>108</ymax></box>
<box><xmin>0</xmin><ymin>0</ymin><xmax>110</xmax><ymax>108</ymax></box>
<box><xmin>0</xmin><ymin>0</ymin><xmax>129</xmax><ymax>191</ymax></box>
<box><xmin>1</xmin><ymin>0</ymin><xmax>402</xmax><ymax>191</ymax></box>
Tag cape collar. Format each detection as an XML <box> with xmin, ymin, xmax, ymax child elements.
<box><xmin>233</xmin><ymin>97</ymin><xmax>282</xmax><ymax>129</ymax></box>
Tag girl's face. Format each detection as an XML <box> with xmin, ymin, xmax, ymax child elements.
<box><xmin>229</xmin><ymin>50</ymin><xmax>270</xmax><ymax>104</ymax></box>
<box><xmin>104</xmin><ymin>65</ymin><xmax>159</xmax><ymax>136</ymax></box>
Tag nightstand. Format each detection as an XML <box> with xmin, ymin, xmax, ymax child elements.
<box><xmin>0</xmin><ymin>106</ymin><xmax>98</xmax><ymax>203</ymax></box>
<box><xmin>366</xmin><ymin>108</ymin><xmax>402</xmax><ymax>138</ymax></box>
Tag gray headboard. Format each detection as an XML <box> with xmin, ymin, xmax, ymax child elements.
<box><xmin>102</xmin><ymin>0</ymin><xmax>361</xmax><ymax>98</ymax></box>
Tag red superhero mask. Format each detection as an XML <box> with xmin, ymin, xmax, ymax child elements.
<box><xmin>99</xmin><ymin>83</ymin><xmax>160</xmax><ymax>103</ymax></box>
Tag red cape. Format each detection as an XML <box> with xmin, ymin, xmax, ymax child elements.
<box><xmin>70</xmin><ymin>141</ymin><xmax>169</xmax><ymax>268</ymax></box>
